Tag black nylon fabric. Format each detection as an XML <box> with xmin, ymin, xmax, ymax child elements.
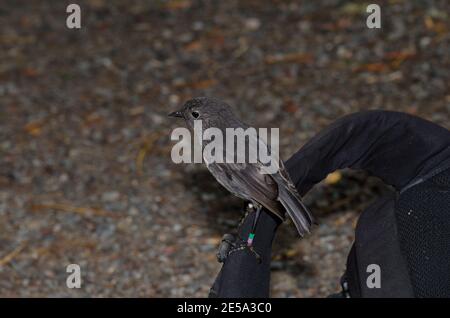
<box><xmin>395</xmin><ymin>167</ymin><xmax>450</xmax><ymax>297</ymax></box>
<box><xmin>287</xmin><ymin>110</ymin><xmax>450</xmax><ymax>195</ymax></box>
<box><xmin>346</xmin><ymin>195</ymin><xmax>414</xmax><ymax>297</ymax></box>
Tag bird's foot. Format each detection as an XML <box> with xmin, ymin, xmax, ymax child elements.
<box><xmin>245</xmin><ymin>244</ymin><xmax>262</xmax><ymax>263</ymax></box>
<box><xmin>216</xmin><ymin>203</ymin><xmax>262</xmax><ymax>264</ymax></box>
<box><xmin>216</xmin><ymin>233</ymin><xmax>236</xmax><ymax>263</ymax></box>
<box><xmin>216</xmin><ymin>233</ymin><xmax>262</xmax><ymax>264</ymax></box>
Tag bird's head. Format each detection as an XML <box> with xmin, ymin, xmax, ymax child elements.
<box><xmin>168</xmin><ymin>97</ymin><xmax>234</xmax><ymax>129</ymax></box>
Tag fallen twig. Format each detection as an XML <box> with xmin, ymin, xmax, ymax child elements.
<box><xmin>0</xmin><ymin>243</ymin><xmax>27</xmax><ymax>267</ymax></box>
<box><xmin>264</xmin><ymin>52</ymin><xmax>313</xmax><ymax>65</ymax></box>
<box><xmin>30</xmin><ymin>203</ymin><xmax>118</xmax><ymax>218</ymax></box>
<box><xmin>136</xmin><ymin>133</ymin><xmax>161</xmax><ymax>175</ymax></box>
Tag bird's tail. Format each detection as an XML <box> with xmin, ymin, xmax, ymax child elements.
<box><xmin>278</xmin><ymin>185</ymin><xmax>314</xmax><ymax>237</ymax></box>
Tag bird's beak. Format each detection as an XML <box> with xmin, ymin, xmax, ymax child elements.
<box><xmin>168</xmin><ymin>110</ymin><xmax>184</xmax><ymax>118</ymax></box>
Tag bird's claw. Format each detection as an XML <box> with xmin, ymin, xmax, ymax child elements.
<box><xmin>246</xmin><ymin>245</ymin><xmax>262</xmax><ymax>263</ymax></box>
<box><xmin>216</xmin><ymin>233</ymin><xmax>262</xmax><ymax>264</ymax></box>
<box><xmin>216</xmin><ymin>233</ymin><xmax>236</xmax><ymax>263</ymax></box>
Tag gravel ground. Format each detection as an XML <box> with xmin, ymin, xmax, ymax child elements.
<box><xmin>0</xmin><ymin>0</ymin><xmax>449</xmax><ymax>297</ymax></box>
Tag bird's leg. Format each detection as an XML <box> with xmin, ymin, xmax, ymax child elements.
<box><xmin>244</xmin><ymin>204</ymin><xmax>262</xmax><ymax>262</ymax></box>
<box><xmin>237</xmin><ymin>202</ymin><xmax>253</xmax><ymax>228</ymax></box>
<box><xmin>216</xmin><ymin>202</ymin><xmax>262</xmax><ymax>263</ymax></box>
<box><xmin>216</xmin><ymin>203</ymin><xmax>252</xmax><ymax>263</ymax></box>
<box><xmin>246</xmin><ymin>205</ymin><xmax>260</xmax><ymax>246</ymax></box>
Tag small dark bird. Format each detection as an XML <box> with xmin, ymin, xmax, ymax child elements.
<box><xmin>169</xmin><ymin>97</ymin><xmax>314</xmax><ymax>249</ymax></box>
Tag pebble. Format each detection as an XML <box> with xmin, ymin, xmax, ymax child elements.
<box><xmin>101</xmin><ymin>191</ymin><xmax>121</xmax><ymax>202</ymax></box>
<box><xmin>244</xmin><ymin>18</ymin><xmax>261</xmax><ymax>31</ymax></box>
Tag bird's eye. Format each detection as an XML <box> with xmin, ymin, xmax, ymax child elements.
<box><xmin>192</xmin><ymin>111</ymin><xmax>200</xmax><ymax>119</ymax></box>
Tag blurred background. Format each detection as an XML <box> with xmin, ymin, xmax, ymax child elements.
<box><xmin>0</xmin><ymin>0</ymin><xmax>449</xmax><ymax>297</ymax></box>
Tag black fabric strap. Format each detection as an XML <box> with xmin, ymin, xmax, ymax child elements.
<box><xmin>287</xmin><ymin>110</ymin><xmax>450</xmax><ymax>195</ymax></box>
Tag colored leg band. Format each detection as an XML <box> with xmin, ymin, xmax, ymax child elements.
<box><xmin>247</xmin><ymin>233</ymin><xmax>255</xmax><ymax>246</ymax></box>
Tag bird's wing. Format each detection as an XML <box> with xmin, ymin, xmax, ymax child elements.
<box><xmin>203</xmin><ymin>125</ymin><xmax>312</xmax><ymax>227</ymax></box>
<box><xmin>249</xmin><ymin>132</ymin><xmax>315</xmax><ymax>236</ymax></box>
<box><xmin>208</xmin><ymin>162</ymin><xmax>284</xmax><ymax>220</ymax></box>
<box><xmin>271</xmin><ymin>159</ymin><xmax>315</xmax><ymax>236</ymax></box>
<box><xmin>207</xmin><ymin>128</ymin><xmax>285</xmax><ymax>218</ymax></box>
